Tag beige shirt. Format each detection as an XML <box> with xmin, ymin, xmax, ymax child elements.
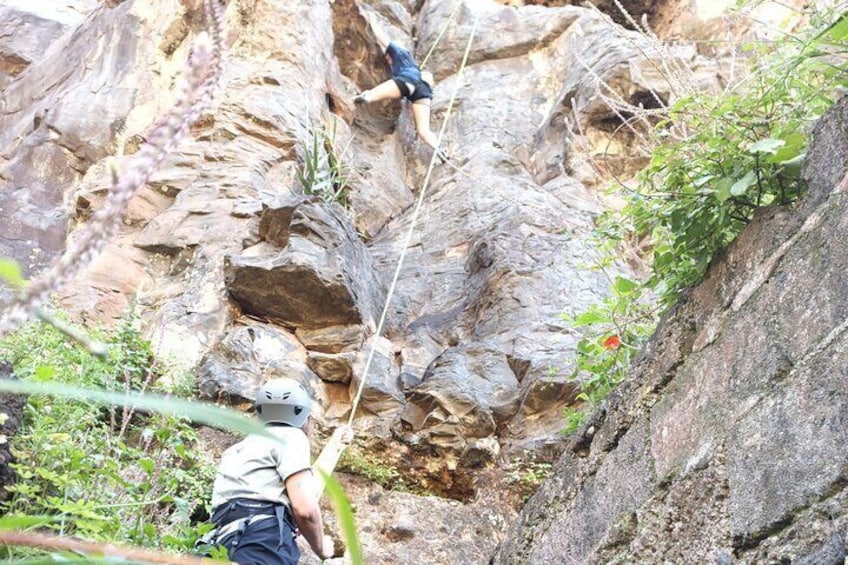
<box><xmin>210</xmin><ymin>425</ymin><xmax>311</xmax><ymax>510</ymax></box>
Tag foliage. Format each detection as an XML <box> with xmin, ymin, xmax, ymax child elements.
<box><xmin>0</xmin><ymin>319</ymin><xmax>216</xmax><ymax>558</ymax></box>
<box><xmin>338</xmin><ymin>448</ymin><xmax>407</xmax><ymax>492</ymax></box>
<box><xmin>504</xmin><ymin>452</ymin><xmax>553</xmax><ymax>503</ymax></box>
<box><xmin>561</xmin><ymin>273</ymin><xmax>656</xmax><ymax>432</ymax></box>
<box><xmin>297</xmin><ymin>121</ymin><xmax>352</xmax><ymax>206</ymax></box>
<box><xmin>561</xmin><ymin>5</ymin><xmax>848</xmax><ymax>432</ymax></box>
<box><xmin>0</xmin><ymin>259</ymin><xmax>25</xmax><ymax>289</ymax></box>
<box><xmin>607</xmin><ymin>8</ymin><xmax>848</xmax><ymax>304</ymax></box>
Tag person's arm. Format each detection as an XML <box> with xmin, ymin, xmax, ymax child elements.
<box><xmin>286</xmin><ymin>469</ymin><xmax>332</xmax><ymax>560</ymax></box>
<box><xmin>366</xmin><ymin>11</ymin><xmax>392</xmax><ymax>52</ymax></box>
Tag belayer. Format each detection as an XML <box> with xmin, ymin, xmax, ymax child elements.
<box><xmin>197</xmin><ymin>378</ymin><xmax>351</xmax><ymax>564</ymax></box>
<box><xmin>354</xmin><ymin>13</ymin><xmax>449</xmax><ymax>164</ymax></box>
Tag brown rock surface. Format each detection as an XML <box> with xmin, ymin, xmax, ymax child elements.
<box><xmin>1</xmin><ymin>0</ymin><xmax>820</xmax><ymax>563</ymax></box>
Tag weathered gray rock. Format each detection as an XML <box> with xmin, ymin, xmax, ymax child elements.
<box><xmin>306</xmin><ymin>351</ymin><xmax>355</xmax><ymax>384</ymax></box>
<box><xmin>299</xmin><ymin>473</ymin><xmax>515</xmax><ymax>565</ymax></box>
<box><xmin>0</xmin><ymin>0</ymin><xmax>168</xmax><ymax>273</ymax></box>
<box><xmin>418</xmin><ymin>2</ymin><xmax>584</xmax><ymax>81</ymax></box>
<box><xmin>225</xmin><ymin>198</ymin><xmax>385</xmax><ymax>331</ymax></box>
<box><xmin>196</xmin><ymin>322</ymin><xmax>336</xmax><ymax>421</ymax></box>
<box><xmin>400</xmin><ymin>343</ymin><xmax>520</xmax><ymax>453</ymax></box>
<box><xmin>0</xmin><ymin>8</ymin><xmax>65</xmax><ymax>86</ymax></box>
<box><xmin>349</xmin><ymin>336</ymin><xmax>404</xmax><ymax>414</ymax></box>
<box><xmin>0</xmin><ymin>1</ymin><xmax>98</xmax><ymax>85</ymax></box>
<box><xmin>531</xmin><ymin>10</ymin><xmax>721</xmax><ymax>184</ymax></box>
<box><xmin>197</xmin><ymin>322</ymin><xmax>308</xmax><ymax>403</ymax></box>
<box><xmin>397</xmin><ymin>333</ymin><xmax>443</xmax><ymax>392</ymax></box>
<box><xmin>494</xmin><ymin>95</ymin><xmax>848</xmax><ymax>564</ymax></box>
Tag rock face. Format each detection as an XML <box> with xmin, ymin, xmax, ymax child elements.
<box><xmin>0</xmin><ymin>0</ymin><xmax>819</xmax><ymax>563</ymax></box>
<box><xmin>493</xmin><ymin>96</ymin><xmax>848</xmax><ymax>564</ymax></box>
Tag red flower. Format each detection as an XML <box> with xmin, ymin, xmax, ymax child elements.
<box><xmin>603</xmin><ymin>335</ymin><xmax>621</xmax><ymax>350</ymax></box>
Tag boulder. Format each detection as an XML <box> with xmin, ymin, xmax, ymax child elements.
<box><xmin>298</xmin><ymin>474</ymin><xmax>514</xmax><ymax>565</ymax></box>
<box><xmin>397</xmin><ymin>333</ymin><xmax>443</xmax><ymax>392</ymax></box>
<box><xmin>295</xmin><ymin>324</ymin><xmax>366</xmax><ymax>354</ymax></box>
<box><xmin>225</xmin><ymin>198</ymin><xmax>386</xmax><ymax>331</ymax></box>
<box><xmin>306</xmin><ymin>351</ymin><xmax>356</xmax><ymax>384</ymax></box>
<box><xmin>197</xmin><ymin>322</ymin><xmax>315</xmax><ymax>406</ymax></box>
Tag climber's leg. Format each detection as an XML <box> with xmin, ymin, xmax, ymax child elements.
<box><xmin>355</xmin><ymin>79</ymin><xmax>403</xmax><ymax>104</ymax></box>
<box><xmin>411</xmin><ymin>98</ymin><xmax>440</xmax><ymax>153</ymax></box>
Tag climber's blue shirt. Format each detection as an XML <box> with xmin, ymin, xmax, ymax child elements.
<box><xmin>385</xmin><ymin>42</ymin><xmax>421</xmax><ymax>83</ymax></box>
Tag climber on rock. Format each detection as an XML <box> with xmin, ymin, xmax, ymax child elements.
<box><xmin>353</xmin><ymin>13</ymin><xmax>449</xmax><ymax>164</ymax></box>
<box><xmin>198</xmin><ymin>378</ymin><xmax>352</xmax><ymax>564</ymax></box>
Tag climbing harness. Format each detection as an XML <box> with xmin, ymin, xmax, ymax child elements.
<box><xmin>194</xmin><ymin>498</ymin><xmax>295</xmax><ymax>556</ymax></box>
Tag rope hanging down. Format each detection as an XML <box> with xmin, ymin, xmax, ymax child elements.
<box><xmin>420</xmin><ymin>2</ymin><xmax>463</xmax><ymax>69</ymax></box>
<box><xmin>346</xmin><ymin>14</ymin><xmax>480</xmax><ymax>431</ymax></box>
<box><xmin>313</xmin><ymin>11</ymin><xmax>480</xmax><ymax>496</ymax></box>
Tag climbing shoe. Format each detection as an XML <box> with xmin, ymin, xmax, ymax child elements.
<box><xmin>434</xmin><ymin>149</ymin><xmax>450</xmax><ymax>165</ymax></box>
<box><xmin>354</xmin><ymin>94</ymin><xmax>367</xmax><ymax>105</ymax></box>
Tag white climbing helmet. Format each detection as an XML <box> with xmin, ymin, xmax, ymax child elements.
<box><xmin>254</xmin><ymin>378</ymin><xmax>312</xmax><ymax>428</ymax></box>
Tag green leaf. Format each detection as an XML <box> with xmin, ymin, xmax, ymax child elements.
<box><xmin>319</xmin><ymin>470</ymin><xmax>363</xmax><ymax>565</ymax></box>
<box><xmin>730</xmin><ymin>171</ymin><xmax>757</xmax><ymax>196</ymax></box>
<box><xmin>0</xmin><ymin>259</ymin><xmax>24</xmax><ymax>287</ymax></box>
<box><xmin>714</xmin><ymin>177</ymin><xmax>734</xmax><ymax>203</ymax></box>
<box><xmin>771</xmin><ymin>133</ymin><xmax>805</xmax><ymax>163</ymax></box>
<box><xmin>33</xmin><ymin>365</ymin><xmax>55</xmax><ymax>381</ymax></box>
<box><xmin>0</xmin><ymin>380</ymin><xmax>268</xmax><ymax>438</ymax></box>
<box><xmin>748</xmin><ymin>138</ymin><xmax>785</xmax><ymax>155</ymax></box>
<box><xmin>572</xmin><ymin>311</ymin><xmax>604</xmax><ymax>327</ymax></box>
<box><xmin>138</xmin><ymin>457</ymin><xmax>155</xmax><ymax>475</ymax></box>
<box><xmin>780</xmin><ymin>152</ymin><xmax>806</xmax><ymax>176</ymax></box>
<box><xmin>613</xmin><ymin>276</ymin><xmax>639</xmax><ymax>295</ymax></box>
<box><xmin>0</xmin><ymin>515</ymin><xmax>54</xmax><ymax>531</ymax></box>
<box><xmin>822</xmin><ymin>14</ymin><xmax>848</xmax><ymax>42</ymax></box>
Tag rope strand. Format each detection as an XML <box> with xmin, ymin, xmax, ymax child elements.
<box><xmin>346</xmin><ymin>14</ymin><xmax>481</xmax><ymax>430</ymax></box>
<box><xmin>420</xmin><ymin>2</ymin><xmax>463</xmax><ymax>69</ymax></box>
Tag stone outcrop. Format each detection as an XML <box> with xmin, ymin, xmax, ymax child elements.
<box><xmin>225</xmin><ymin>197</ymin><xmax>386</xmax><ymax>331</ymax></box>
<box><xmin>493</xmin><ymin>95</ymin><xmax>848</xmax><ymax>564</ymax></box>
<box><xmin>0</xmin><ymin>1</ymin><xmax>98</xmax><ymax>88</ymax></box>
<box><xmin>400</xmin><ymin>343</ymin><xmax>520</xmax><ymax>454</ymax></box>
<box><xmin>300</xmin><ymin>473</ymin><xmax>516</xmax><ymax>565</ymax></box>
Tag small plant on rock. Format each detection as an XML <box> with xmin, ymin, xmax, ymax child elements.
<box><xmin>504</xmin><ymin>452</ymin><xmax>553</xmax><ymax>503</ymax></box>
<box><xmin>338</xmin><ymin>447</ymin><xmax>407</xmax><ymax>492</ymax></box>
<box><xmin>297</xmin><ymin>121</ymin><xmax>353</xmax><ymax>207</ymax></box>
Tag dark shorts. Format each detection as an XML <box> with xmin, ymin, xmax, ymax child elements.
<box><xmin>393</xmin><ymin>76</ymin><xmax>433</xmax><ymax>103</ymax></box>
<box><xmin>211</xmin><ymin>499</ymin><xmax>299</xmax><ymax>565</ymax></box>
<box><xmin>219</xmin><ymin>514</ymin><xmax>299</xmax><ymax>565</ymax></box>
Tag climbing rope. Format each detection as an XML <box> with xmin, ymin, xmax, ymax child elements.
<box><xmin>420</xmin><ymin>2</ymin><xmax>463</xmax><ymax>69</ymax></box>
<box><xmin>345</xmin><ymin>14</ymin><xmax>481</xmax><ymax>432</ymax></box>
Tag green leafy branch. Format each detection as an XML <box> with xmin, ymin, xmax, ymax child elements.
<box><xmin>561</xmin><ymin>6</ymin><xmax>848</xmax><ymax>435</ymax></box>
